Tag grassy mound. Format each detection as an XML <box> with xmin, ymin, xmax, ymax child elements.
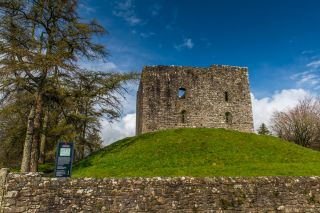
<box><xmin>72</xmin><ymin>128</ymin><xmax>320</xmax><ymax>177</ymax></box>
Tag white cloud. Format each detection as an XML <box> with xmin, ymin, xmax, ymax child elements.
<box><xmin>301</xmin><ymin>50</ymin><xmax>315</xmax><ymax>55</ymax></box>
<box><xmin>307</xmin><ymin>60</ymin><xmax>320</xmax><ymax>68</ymax></box>
<box><xmin>150</xmin><ymin>3</ymin><xmax>161</xmax><ymax>16</ymax></box>
<box><xmin>100</xmin><ymin>82</ymin><xmax>138</xmax><ymax>145</ymax></box>
<box><xmin>251</xmin><ymin>89</ymin><xmax>310</xmax><ymax>130</ymax></box>
<box><xmin>105</xmin><ymin>62</ymin><xmax>118</xmax><ymax>71</ymax></box>
<box><xmin>101</xmin><ymin>113</ymin><xmax>136</xmax><ymax>145</ymax></box>
<box><xmin>185</xmin><ymin>39</ymin><xmax>194</xmax><ymax>49</ymax></box>
<box><xmin>174</xmin><ymin>38</ymin><xmax>194</xmax><ymax>50</ymax></box>
<box><xmin>300</xmin><ymin>74</ymin><xmax>319</xmax><ymax>85</ymax></box>
<box><xmin>290</xmin><ymin>62</ymin><xmax>320</xmax><ymax>90</ymax></box>
<box><xmin>118</xmin><ymin>82</ymin><xmax>138</xmax><ymax>114</ymax></box>
<box><xmin>291</xmin><ymin>71</ymin><xmax>319</xmax><ymax>86</ymax></box>
<box><xmin>79</xmin><ymin>3</ymin><xmax>96</xmax><ymax>14</ymax></box>
<box><xmin>112</xmin><ymin>0</ymin><xmax>142</xmax><ymax>26</ymax></box>
<box><xmin>139</xmin><ymin>32</ymin><xmax>155</xmax><ymax>38</ymax></box>
<box><xmin>79</xmin><ymin>61</ymin><xmax>118</xmax><ymax>72</ymax></box>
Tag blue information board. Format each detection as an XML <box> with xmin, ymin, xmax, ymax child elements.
<box><xmin>54</xmin><ymin>142</ymin><xmax>74</xmax><ymax>177</ymax></box>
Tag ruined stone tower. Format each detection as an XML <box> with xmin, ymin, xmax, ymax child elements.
<box><xmin>136</xmin><ymin>65</ymin><xmax>254</xmax><ymax>134</ymax></box>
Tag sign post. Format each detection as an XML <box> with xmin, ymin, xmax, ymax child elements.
<box><xmin>54</xmin><ymin>142</ymin><xmax>74</xmax><ymax>177</ymax></box>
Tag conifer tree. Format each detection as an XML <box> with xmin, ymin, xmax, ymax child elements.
<box><xmin>0</xmin><ymin>0</ymin><xmax>137</xmax><ymax>172</ymax></box>
<box><xmin>257</xmin><ymin>123</ymin><xmax>271</xmax><ymax>135</ymax></box>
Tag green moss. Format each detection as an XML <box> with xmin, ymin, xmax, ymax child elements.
<box><xmin>72</xmin><ymin>128</ymin><xmax>320</xmax><ymax>178</ymax></box>
<box><xmin>38</xmin><ymin>163</ymin><xmax>54</xmax><ymax>176</ymax></box>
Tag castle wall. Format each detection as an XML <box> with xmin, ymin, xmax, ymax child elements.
<box><xmin>136</xmin><ymin>65</ymin><xmax>254</xmax><ymax>134</ymax></box>
<box><xmin>1</xmin><ymin>169</ymin><xmax>320</xmax><ymax>212</ymax></box>
<box><xmin>136</xmin><ymin>81</ymin><xmax>143</xmax><ymax>135</ymax></box>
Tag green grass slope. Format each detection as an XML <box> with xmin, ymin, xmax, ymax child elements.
<box><xmin>72</xmin><ymin>128</ymin><xmax>320</xmax><ymax>177</ymax></box>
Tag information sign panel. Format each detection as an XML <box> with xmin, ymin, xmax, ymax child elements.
<box><xmin>54</xmin><ymin>142</ymin><xmax>74</xmax><ymax>177</ymax></box>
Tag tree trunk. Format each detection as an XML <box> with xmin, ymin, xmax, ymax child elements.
<box><xmin>39</xmin><ymin>108</ymin><xmax>48</xmax><ymax>164</ymax></box>
<box><xmin>21</xmin><ymin>105</ymin><xmax>35</xmax><ymax>173</ymax></box>
<box><xmin>30</xmin><ymin>94</ymin><xmax>43</xmax><ymax>172</ymax></box>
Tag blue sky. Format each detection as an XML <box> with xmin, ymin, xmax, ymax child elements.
<box><xmin>78</xmin><ymin>0</ymin><xmax>320</xmax><ymax>144</ymax></box>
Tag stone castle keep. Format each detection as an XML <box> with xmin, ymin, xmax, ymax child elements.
<box><xmin>136</xmin><ymin>65</ymin><xmax>254</xmax><ymax>134</ymax></box>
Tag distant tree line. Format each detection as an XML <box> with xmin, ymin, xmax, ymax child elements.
<box><xmin>0</xmin><ymin>0</ymin><xmax>138</xmax><ymax>171</ymax></box>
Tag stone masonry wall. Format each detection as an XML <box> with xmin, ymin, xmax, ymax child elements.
<box><xmin>1</xmin><ymin>169</ymin><xmax>320</xmax><ymax>212</ymax></box>
<box><xmin>0</xmin><ymin>169</ymin><xmax>9</xmax><ymax>209</ymax></box>
<box><xmin>136</xmin><ymin>65</ymin><xmax>254</xmax><ymax>135</ymax></box>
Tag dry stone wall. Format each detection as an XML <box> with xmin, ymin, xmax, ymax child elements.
<box><xmin>136</xmin><ymin>65</ymin><xmax>254</xmax><ymax>135</ymax></box>
<box><xmin>1</xmin><ymin>169</ymin><xmax>320</xmax><ymax>212</ymax></box>
<box><xmin>0</xmin><ymin>168</ymin><xmax>9</xmax><ymax>209</ymax></box>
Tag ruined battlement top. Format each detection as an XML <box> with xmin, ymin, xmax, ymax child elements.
<box><xmin>142</xmin><ymin>64</ymin><xmax>248</xmax><ymax>73</ymax></box>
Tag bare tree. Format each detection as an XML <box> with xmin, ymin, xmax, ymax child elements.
<box><xmin>271</xmin><ymin>97</ymin><xmax>320</xmax><ymax>148</ymax></box>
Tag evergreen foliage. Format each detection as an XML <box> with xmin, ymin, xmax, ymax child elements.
<box><xmin>257</xmin><ymin>123</ymin><xmax>271</xmax><ymax>135</ymax></box>
<box><xmin>0</xmin><ymin>0</ymin><xmax>137</xmax><ymax>170</ymax></box>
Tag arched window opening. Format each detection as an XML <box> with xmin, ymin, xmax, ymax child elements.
<box><xmin>178</xmin><ymin>88</ymin><xmax>186</xmax><ymax>99</ymax></box>
<box><xmin>224</xmin><ymin>91</ymin><xmax>229</xmax><ymax>102</ymax></box>
<box><xmin>225</xmin><ymin>112</ymin><xmax>232</xmax><ymax>125</ymax></box>
<box><xmin>181</xmin><ymin>110</ymin><xmax>186</xmax><ymax>123</ymax></box>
